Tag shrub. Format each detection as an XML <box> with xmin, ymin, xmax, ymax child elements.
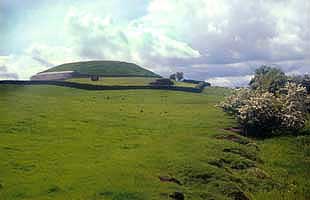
<box><xmin>219</xmin><ymin>88</ymin><xmax>251</xmax><ymax>115</ymax></box>
<box><xmin>219</xmin><ymin>83</ymin><xmax>308</xmax><ymax>136</ymax></box>
<box><xmin>279</xmin><ymin>83</ymin><xmax>307</xmax><ymax>130</ymax></box>
<box><xmin>306</xmin><ymin>97</ymin><xmax>310</xmax><ymax>113</ymax></box>
<box><xmin>289</xmin><ymin>74</ymin><xmax>310</xmax><ymax>94</ymax></box>
<box><xmin>237</xmin><ymin>91</ymin><xmax>281</xmax><ymax>134</ymax></box>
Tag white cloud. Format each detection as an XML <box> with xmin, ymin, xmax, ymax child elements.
<box><xmin>0</xmin><ymin>56</ymin><xmax>18</xmax><ymax>80</ymax></box>
<box><xmin>26</xmin><ymin>44</ymin><xmax>79</xmax><ymax>66</ymax></box>
<box><xmin>65</xmin><ymin>7</ymin><xmax>200</xmax><ymax>65</ymax></box>
<box><xmin>151</xmin><ymin>0</ymin><xmax>308</xmax><ymax>63</ymax></box>
<box><xmin>0</xmin><ymin>44</ymin><xmax>81</xmax><ymax>80</ymax></box>
<box><xmin>206</xmin><ymin>75</ymin><xmax>253</xmax><ymax>88</ymax></box>
<box><xmin>3</xmin><ymin>55</ymin><xmax>46</xmax><ymax>80</ymax></box>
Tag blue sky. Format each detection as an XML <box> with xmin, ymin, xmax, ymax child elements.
<box><xmin>0</xmin><ymin>0</ymin><xmax>309</xmax><ymax>86</ymax></box>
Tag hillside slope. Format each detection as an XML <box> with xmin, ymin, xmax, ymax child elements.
<box><xmin>42</xmin><ymin>61</ymin><xmax>161</xmax><ymax>77</ymax></box>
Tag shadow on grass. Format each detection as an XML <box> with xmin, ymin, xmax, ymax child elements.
<box><xmin>96</xmin><ymin>191</ymin><xmax>144</xmax><ymax>200</ymax></box>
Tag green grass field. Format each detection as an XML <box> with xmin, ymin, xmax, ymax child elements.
<box><xmin>0</xmin><ymin>85</ymin><xmax>309</xmax><ymax>200</ymax></box>
<box><xmin>67</xmin><ymin>77</ymin><xmax>197</xmax><ymax>88</ymax></box>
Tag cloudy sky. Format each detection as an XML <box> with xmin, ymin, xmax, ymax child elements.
<box><xmin>0</xmin><ymin>0</ymin><xmax>309</xmax><ymax>86</ymax></box>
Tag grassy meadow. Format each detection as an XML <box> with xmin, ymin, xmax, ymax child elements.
<box><xmin>0</xmin><ymin>85</ymin><xmax>309</xmax><ymax>200</ymax></box>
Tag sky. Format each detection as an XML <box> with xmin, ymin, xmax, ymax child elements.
<box><xmin>0</xmin><ymin>0</ymin><xmax>309</xmax><ymax>87</ymax></box>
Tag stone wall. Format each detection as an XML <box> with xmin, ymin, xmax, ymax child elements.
<box><xmin>0</xmin><ymin>80</ymin><xmax>205</xmax><ymax>93</ymax></box>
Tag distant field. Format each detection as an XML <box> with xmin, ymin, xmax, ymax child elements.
<box><xmin>67</xmin><ymin>77</ymin><xmax>197</xmax><ymax>88</ymax></box>
<box><xmin>173</xmin><ymin>81</ymin><xmax>197</xmax><ymax>88</ymax></box>
<box><xmin>67</xmin><ymin>77</ymin><xmax>156</xmax><ymax>86</ymax></box>
<box><xmin>0</xmin><ymin>85</ymin><xmax>309</xmax><ymax>200</ymax></box>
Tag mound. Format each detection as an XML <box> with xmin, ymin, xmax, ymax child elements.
<box><xmin>42</xmin><ymin>61</ymin><xmax>160</xmax><ymax>77</ymax></box>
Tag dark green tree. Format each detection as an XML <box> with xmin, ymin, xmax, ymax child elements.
<box><xmin>175</xmin><ymin>72</ymin><xmax>184</xmax><ymax>81</ymax></box>
<box><xmin>169</xmin><ymin>73</ymin><xmax>176</xmax><ymax>80</ymax></box>
<box><xmin>170</xmin><ymin>72</ymin><xmax>184</xmax><ymax>81</ymax></box>
<box><xmin>249</xmin><ymin>65</ymin><xmax>287</xmax><ymax>93</ymax></box>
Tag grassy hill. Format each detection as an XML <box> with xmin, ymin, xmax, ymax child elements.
<box><xmin>0</xmin><ymin>85</ymin><xmax>309</xmax><ymax>200</ymax></box>
<box><xmin>42</xmin><ymin>61</ymin><xmax>161</xmax><ymax>77</ymax></box>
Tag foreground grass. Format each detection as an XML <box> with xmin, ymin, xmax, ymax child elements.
<box><xmin>0</xmin><ymin>85</ymin><xmax>308</xmax><ymax>199</ymax></box>
<box><xmin>255</xmin><ymin>136</ymin><xmax>310</xmax><ymax>200</ymax></box>
<box><xmin>67</xmin><ymin>77</ymin><xmax>197</xmax><ymax>88</ymax></box>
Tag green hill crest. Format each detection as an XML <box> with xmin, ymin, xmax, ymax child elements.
<box><xmin>41</xmin><ymin>60</ymin><xmax>160</xmax><ymax>77</ymax></box>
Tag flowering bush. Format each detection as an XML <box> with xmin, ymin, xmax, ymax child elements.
<box><xmin>219</xmin><ymin>88</ymin><xmax>251</xmax><ymax>115</ymax></box>
<box><xmin>280</xmin><ymin>83</ymin><xmax>307</xmax><ymax>130</ymax></box>
<box><xmin>220</xmin><ymin>83</ymin><xmax>309</xmax><ymax>136</ymax></box>
<box><xmin>306</xmin><ymin>96</ymin><xmax>310</xmax><ymax>113</ymax></box>
<box><xmin>289</xmin><ymin>74</ymin><xmax>310</xmax><ymax>94</ymax></box>
<box><xmin>237</xmin><ymin>91</ymin><xmax>281</xmax><ymax>133</ymax></box>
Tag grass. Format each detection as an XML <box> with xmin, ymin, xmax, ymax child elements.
<box><xmin>42</xmin><ymin>61</ymin><xmax>160</xmax><ymax>77</ymax></box>
<box><xmin>0</xmin><ymin>85</ymin><xmax>309</xmax><ymax>199</ymax></box>
<box><xmin>255</xmin><ymin>136</ymin><xmax>310</xmax><ymax>199</ymax></box>
<box><xmin>173</xmin><ymin>81</ymin><xmax>197</xmax><ymax>88</ymax></box>
<box><xmin>67</xmin><ymin>77</ymin><xmax>197</xmax><ymax>88</ymax></box>
<box><xmin>67</xmin><ymin>77</ymin><xmax>157</xmax><ymax>86</ymax></box>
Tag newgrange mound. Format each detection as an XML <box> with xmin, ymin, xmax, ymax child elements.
<box><xmin>31</xmin><ymin>60</ymin><xmax>161</xmax><ymax>80</ymax></box>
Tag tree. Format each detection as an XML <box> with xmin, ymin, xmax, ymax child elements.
<box><xmin>169</xmin><ymin>72</ymin><xmax>184</xmax><ymax>81</ymax></box>
<box><xmin>249</xmin><ymin>65</ymin><xmax>287</xmax><ymax>93</ymax></box>
<box><xmin>175</xmin><ymin>72</ymin><xmax>184</xmax><ymax>81</ymax></box>
<box><xmin>169</xmin><ymin>74</ymin><xmax>176</xmax><ymax>80</ymax></box>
